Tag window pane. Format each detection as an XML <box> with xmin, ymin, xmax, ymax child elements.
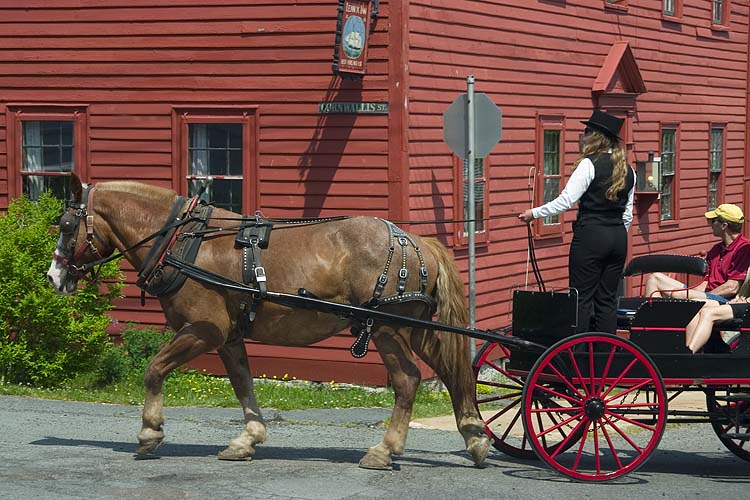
<box><xmin>41</xmin><ymin>121</ymin><xmax>61</xmax><ymax>146</ymax></box>
<box><xmin>208</xmin><ymin>149</ymin><xmax>228</xmax><ymax>176</ymax></box>
<box><xmin>713</xmin><ymin>0</ymin><xmax>724</xmax><ymax>24</ymax></box>
<box><xmin>661</xmin><ymin>130</ymin><xmax>675</xmax><ymax>175</ymax></box>
<box><xmin>709</xmin><ymin>172</ymin><xmax>720</xmax><ymax>210</ymax></box>
<box><xmin>229</xmin><ymin>150</ymin><xmax>242</xmax><ymax>176</ymax></box>
<box><xmin>663</xmin><ymin>0</ymin><xmax>674</xmax><ymax>15</ymax></box>
<box><xmin>462</xmin><ymin>158</ymin><xmax>486</xmax><ymax>235</ymax></box>
<box><xmin>543</xmin><ymin>130</ymin><xmax>560</xmax><ymax>176</ymax></box>
<box><xmin>42</xmin><ymin>147</ymin><xmax>61</xmax><ymax>170</ymax></box>
<box><xmin>710</xmin><ymin>128</ymin><xmax>723</xmax><ymax>172</ymax></box>
<box><xmin>22</xmin><ymin>121</ymin><xmax>75</xmax><ymax>173</ymax></box>
<box><xmin>23</xmin><ymin>174</ymin><xmax>70</xmax><ymax>201</ymax></box>
<box><xmin>543</xmin><ymin>178</ymin><xmax>560</xmax><ymax>225</ymax></box>
<box><xmin>660</xmin><ymin>176</ymin><xmax>673</xmax><ymax>220</ymax></box>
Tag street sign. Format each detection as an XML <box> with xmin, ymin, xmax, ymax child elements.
<box><xmin>443</xmin><ymin>92</ymin><xmax>502</xmax><ymax>159</ymax></box>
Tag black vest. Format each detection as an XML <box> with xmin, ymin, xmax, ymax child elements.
<box><xmin>576</xmin><ymin>153</ymin><xmax>635</xmax><ymax>227</ymax></box>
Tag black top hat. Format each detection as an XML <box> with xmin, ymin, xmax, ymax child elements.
<box><xmin>580</xmin><ymin>110</ymin><xmax>624</xmax><ymax>141</ymax></box>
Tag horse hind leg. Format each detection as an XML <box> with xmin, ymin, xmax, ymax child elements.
<box><xmin>136</xmin><ymin>320</ymin><xmax>226</xmax><ymax>456</ymax></box>
<box><xmin>359</xmin><ymin>326</ymin><xmax>421</xmax><ymax>470</ymax></box>
<box><xmin>410</xmin><ymin>329</ymin><xmax>490</xmax><ymax>467</ymax></box>
<box><xmin>215</xmin><ymin>335</ymin><xmax>267</xmax><ymax>461</ymax></box>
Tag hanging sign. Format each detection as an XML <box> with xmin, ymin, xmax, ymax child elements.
<box><xmin>332</xmin><ymin>0</ymin><xmax>375</xmax><ymax>77</ymax></box>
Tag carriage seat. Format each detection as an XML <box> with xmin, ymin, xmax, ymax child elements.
<box><xmin>617</xmin><ymin>254</ymin><xmax>709</xmax><ymax>329</ymax></box>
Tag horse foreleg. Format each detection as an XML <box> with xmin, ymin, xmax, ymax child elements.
<box><xmin>137</xmin><ymin>321</ymin><xmax>225</xmax><ymax>456</ymax></box>
<box><xmin>215</xmin><ymin>336</ymin><xmax>266</xmax><ymax>461</ymax></box>
<box><xmin>359</xmin><ymin>327</ymin><xmax>421</xmax><ymax>470</ymax></box>
<box><xmin>411</xmin><ymin>330</ymin><xmax>490</xmax><ymax>467</ymax></box>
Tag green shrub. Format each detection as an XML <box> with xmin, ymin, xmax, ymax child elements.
<box><xmin>95</xmin><ymin>345</ymin><xmax>129</xmax><ymax>385</ymax></box>
<box><xmin>120</xmin><ymin>324</ymin><xmax>174</xmax><ymax>372</ymax></box>
<box><xmin>0</xmin><ymin>194</ymin><xmax>124</xmax><ymax>386</ymax></box>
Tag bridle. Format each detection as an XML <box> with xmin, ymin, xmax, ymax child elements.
<box><xmin>54</xmin><ymin>185</ymin><xmax>108</xmax><ymax>283</ymax></box>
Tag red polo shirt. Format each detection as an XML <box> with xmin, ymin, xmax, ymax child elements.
<box><xmin>705</xmin><ymin>235</ymin><xmax>750</xmax><ymax>291</ymax></box>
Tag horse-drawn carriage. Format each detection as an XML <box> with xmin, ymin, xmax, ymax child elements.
<box><xmin>47</xmin><ymin>175</ymin><xmax>750</xmax><ymax>482</ymax></box>
<box><xmin>473</xmin><ymin>254</ymin><xmax>750</xmax><ymax>481</ymax></box>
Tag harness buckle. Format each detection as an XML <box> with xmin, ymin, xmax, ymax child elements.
<box><xmin>254</xmin><ymin>266</ymin><xmax>267</xmax><ymax>282</ymax></box>
<box><xmin>398</xmin><ymin>236</ymin><xmax>408</xmax><ymax>246</ymax></box>
<box><xmin>378</xmin><ymin>273</ymin><xmax>388</xmax><ymax>285</ymax></box>
<box><xmin>398</xmin><ymin>268</ymin><xmax>408</xmax><ymax>279</ymax></box>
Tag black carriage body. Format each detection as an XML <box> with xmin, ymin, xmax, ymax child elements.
<box><xmin>506</xmin><ymin>289</ymin><xmax>750</xmax><ymax>383</ymax></box>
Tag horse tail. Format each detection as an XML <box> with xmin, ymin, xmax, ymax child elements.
<box><xmin>416</xmin><ymin>237</ymin><xmax>471</xmax><ymax>389</ymax></box>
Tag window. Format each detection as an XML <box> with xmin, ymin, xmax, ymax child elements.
<box><xmin>660</xmin><ymin>128</ymin><xmax>677</xmax><ymax>221</ymax></box>
<box><xmin>708</xmin><ymin>126</ymin><xmax>725</xmax><ymax>211</ymax></box>
<box><xmin>188</xmin><ymin>123</ymin><xmax>243</xmax><ymax>213</ymax></box>
<box><xmin>6</xmin><ymin>105</ymin><xmax>88</xmax><ymax>201</ymax></box>
<box><xmin>534</xmin><ymin>115</ymin><xmax>565</xmax><ymax>237</ymax></box>
<box><xmin>173</xmin><ymin>107</ymin><xmax>259</xmax><ymax>214</ymax></box>
<box><xmin>712</xmin><ymin>0</ymin><xmax>729</xmax><ymax>26</ymax></box>
<box><xmin>461</xmin><ymin>157</ymin><xmax>486</xmax><ymax>236</ymax></box>
<box><xmin>663</xmin><ymin>0</ymin><xmax>683</xmax><ymax>18</ymax></box>
<box><xmin>542</xmin><ymin>130</ymin><xmax>562</xmax><ymax>226</ymax></box>
<box><xmin>452</xmin><ymin>155</ymin><xmax>488</xmax><ymax>245</ymax></box>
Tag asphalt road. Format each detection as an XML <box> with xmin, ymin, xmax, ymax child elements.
<box><xmin>2</xmin><ymin>395</ymin><xmax>750</xmax><ymax>500</ymax></box>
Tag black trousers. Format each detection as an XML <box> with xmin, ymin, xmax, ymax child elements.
<box><xmin>569</xmin><ymin>223</ymin><xmax>627</xmax><ymax>334</ymax></box>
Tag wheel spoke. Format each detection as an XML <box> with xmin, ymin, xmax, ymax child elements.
<box><xmin>604</xmin><ymin>379</ymin><xmax>653</xmax><ymax>404</ymax></box>
<box><xmin>530</xmin><ymin>382</ymin><xmax>583</xmax><ymax>406</ymax></box>
<box><xmin>477</xmin><ymin>391</ymin><xmax>522</xmax><ymax>405</ymax></box>
<box><xmin>571</xmin><ymin>419</ymin><xmax>592</xmax><ymax>470</ymax></box>
<box><xmin>485</xmin><ymin>396</ymin><xmax>521</xmax><ymax>425</ymax></box>
<box><xmin>600</xmin><ymin>357</ymin><xmax>639</xmax><ymax>400</ymax></box>
<box><xmin>600</xmin><ymin>420</ymin><xmax>624</xmax><ymax>469</ymax></box>
<box><xmin>602</xmin><ymin>414</ymin><xmax>645</xmax><ymax>452</ymax></box>
<box><xmin>604</xmin><ymin>409</ymin><xmax>658</xmax><ymax>432</ymax></box>
<box><xmin>594</xmin><ymin>345</ymin><xmax>617</xmax><ymax>395</ymax></box>
<box><xmin>566</xmin><ymin>347</ymin><xmax>590</xmax><ymax>398</ymax></box>
<box><xmin>537</xmin><ymin>410</ymin><xmax>586</xmax><ymax>440</ymax></box>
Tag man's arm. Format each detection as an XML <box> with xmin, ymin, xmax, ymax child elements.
<box><xmin>707</xmin><ymin>279</ymin><xmax>741</xmax><ymax>298</ymax></box>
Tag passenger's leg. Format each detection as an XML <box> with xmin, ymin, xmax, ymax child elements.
<box><xmin>644</xmin><ymin>272</ymin><xmax>688</xmax><ymax>298</ymax></box>
<box><xmin>686</xmin><ymin>304</ymin><xmax>734</xmax><ymax>353</ymax></box>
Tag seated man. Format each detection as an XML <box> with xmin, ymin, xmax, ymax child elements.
<box><xmin>685</xmin><ymin>295</ymin><xmax>749</xmax><ymax>353</ymax></box>
<box><xmin>645</xmin><ymin>204</ymin><xmax>750</xmax><ymax>303</ymax></box>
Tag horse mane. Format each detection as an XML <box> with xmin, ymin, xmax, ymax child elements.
<box><xmin>95</xmin><ymin>181</ymin><xmax>176</xmax><ymax>203</ymax></box>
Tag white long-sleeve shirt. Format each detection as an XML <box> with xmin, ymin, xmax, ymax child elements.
<box><xmin>530</xmin><ymin>158</ymin><xmax>635</xmax><ymax>231</ymax></box>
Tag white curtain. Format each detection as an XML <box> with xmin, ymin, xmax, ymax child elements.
<box><xmin>23</xmin><ymin>122</ymin><xmax>43</xmax><ymax>199</ymax></box>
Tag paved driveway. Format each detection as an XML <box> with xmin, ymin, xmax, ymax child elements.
<box><xmin>2</xmin><ymin>396</ymin><xmax>749</xmax><ymax>500</ymax></box>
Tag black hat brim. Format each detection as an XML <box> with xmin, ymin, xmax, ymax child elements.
<box><xmin>581</xmin><ymin>120</ymin><xmax>623</xmax><ymax>141</ymax></box>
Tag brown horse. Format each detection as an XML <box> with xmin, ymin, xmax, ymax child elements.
<box><xmin>47</xmin><ymin>175</ymin><xmax>490</xmax><ymax>469</ymax></box>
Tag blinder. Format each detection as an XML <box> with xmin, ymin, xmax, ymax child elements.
<box><xmin>53</xmin><ymin>186</ymin><xmax>105</xmax><ymax>282</ymax></box>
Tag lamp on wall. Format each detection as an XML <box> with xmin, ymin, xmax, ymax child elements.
<box><xmin>636</xmin><ymin>150</ymin><xmax>661</xmax><ymax>193</ymax></box>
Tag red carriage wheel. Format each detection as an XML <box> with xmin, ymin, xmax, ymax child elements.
<box><xmin>473</xmin><ymin>340</ymin><xmax>581</xmax><ymax>459</ymax></box>
<box><xmin>706</xmin><ymin>388</ymin><xmax>750</xmax><ymax>461</ymax></box>
<box><xmin>521</xmin><ymin>333</ymin><xmax>667</xmax><ymax>481</ymax></box>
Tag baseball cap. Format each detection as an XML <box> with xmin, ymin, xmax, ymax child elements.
<box><xmin>705</xmin><ymin>203</ymin><xmax>745</xmax><ymax>223</ymax></box>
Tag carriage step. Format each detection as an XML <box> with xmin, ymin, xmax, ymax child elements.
<box><xmin>721</xmin><ymin>433</ymin><xmax>750</xmax><ymax>441</ymax></box>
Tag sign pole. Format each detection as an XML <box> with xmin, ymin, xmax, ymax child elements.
<box><xmin>466</xmin><ymin>75</ymin><xmax>476</xmax><ymax>360</ymax></box>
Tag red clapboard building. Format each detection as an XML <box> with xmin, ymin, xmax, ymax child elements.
<box><xmin>1</xmin><ymin>0</ymin><xmax>749</xmax><ymax>384</ymax></box>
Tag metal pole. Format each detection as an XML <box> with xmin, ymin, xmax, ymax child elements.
<box><xmin>466</xmin><ymin>75</ymin><xmax>476</xmax><ymax>361</ymax></box>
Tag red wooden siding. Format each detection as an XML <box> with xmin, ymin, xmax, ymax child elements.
<box><xmin>2</xmin><ymin>0</ymin><xmax>750</xmax><ymax>385</ymax></box>
<box><xmin>0</xmin><ymin>0</ymin><xmax>408</xmax><ymax>385</ymax></box>
<box><xmin>407</xmin><ymin>0</ymin><xmax>750</xmax><ymax>342</ymax></box>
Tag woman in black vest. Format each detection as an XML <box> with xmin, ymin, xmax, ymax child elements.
<box><xmin>518</xmin><ymin>110</ymin><xmax>636</xmax><ymax>333</ymax></box>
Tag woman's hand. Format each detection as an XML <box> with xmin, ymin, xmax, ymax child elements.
<box><xmin>730</xmin><ymin>296</ymin><xmax>749</xmax><ymax>304</ymax></box>
<box><xmin>518</xmin><ymin>209</ymin><xmax>534</xmax><ymax>224</ymax></box>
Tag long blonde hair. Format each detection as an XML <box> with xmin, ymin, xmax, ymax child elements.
<box><xmin>574</xmin><ymin>131</ymin><xmax>628</xmax><ymax>201</ymax></box>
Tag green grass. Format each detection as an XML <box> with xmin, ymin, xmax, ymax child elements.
<box><xmin>0</xmin><ymin>370</ymin><xmax>455</xmax><ymax>420</ymax></box>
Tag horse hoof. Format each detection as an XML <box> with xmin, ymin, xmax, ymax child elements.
<box><xmin>359</xmin><ymin>445</ymin><xmax>392</xmax><ymax>470</ymax></box>
<box><xmin>218</xmin><ymin>446</ymin><xmax>253</xmax><ymax>461</ymax></box>
<box><xmin>136</xmin><ymin>428</ymin><xmax>164</xmax><ymax>456</ymax></box>
<box><xmin>467</xmin><ymin>434</ymin><xmax>491</xmax><ymax>466</ymax></box>
<box><xmin>136</xmin><ymin>438</ymin><xmax>163</xmax><ymax>457</ymax></box>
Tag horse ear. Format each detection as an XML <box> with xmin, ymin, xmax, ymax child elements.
<box><xmin>70</xmin><ymin>173</ymin><xmax>83</xmax><ymax>202</ymax></box>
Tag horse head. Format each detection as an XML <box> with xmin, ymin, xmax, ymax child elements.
<box><xmin>47</xmin><ymin>174</ymin><xmax>114</xmax><ymax>294</ymax></box>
